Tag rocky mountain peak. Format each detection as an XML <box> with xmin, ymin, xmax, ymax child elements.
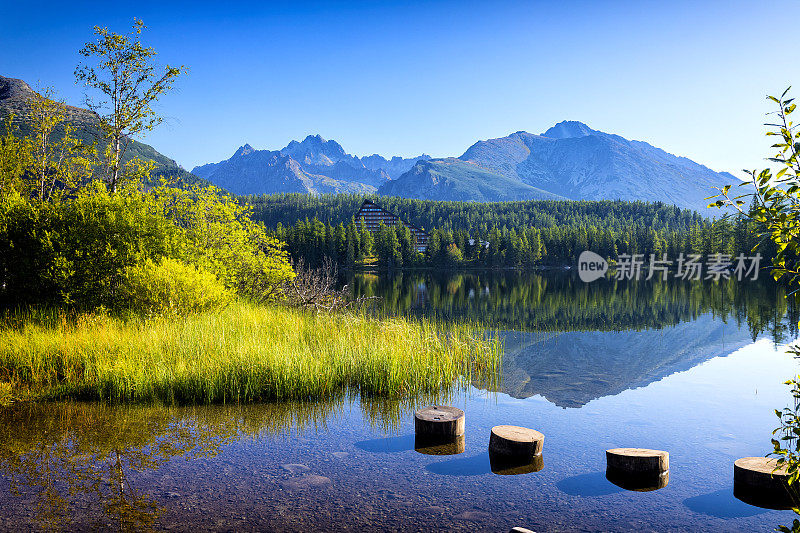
<box><xmin>280</xmin><ymin>134</ymin><xmax>347</xmax><ymax>165</ymax></box>
<box><xmin>542</xmin><ymin>120</ymin><xmax>596</xmax><ymax>139</ymax></box>
<box><xmin>233</xmin><ymin>143</ymin><xmax>255</xmax><ymax>158</ymax></box>
<box><xmin>0</xmin><ymin>75</ymin><xmax>35</xmax><ymax>102</ymax></box>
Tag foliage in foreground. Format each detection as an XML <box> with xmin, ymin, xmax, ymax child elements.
<box><xmin>714</xmin><ymin>88</ymin><xmax>800</xmax><ymax>529</ymax></box>
<box><xmin>0</xmin><ymin>301</ymin><xmax>501</xmax><ymax>404</ymax></box>
<box><xmin>0</xmin><ymin>181</ymin><xmax>294</xmax><ymax>312</ymax></box>
<box><xmin>0</xmin><ymin>20</ymin><xmax>294</xmax><ymax>314</ymax></box>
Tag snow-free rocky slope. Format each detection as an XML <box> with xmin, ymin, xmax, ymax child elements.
<box><xmin>381</xmin><ymin>121</ymin><xmax>735</xmax><ymax>211</ymax></box>
<box><xmin>192</xmin><ymin>135</ymin><xmax>430</xmax><ymax>195</ymax></box>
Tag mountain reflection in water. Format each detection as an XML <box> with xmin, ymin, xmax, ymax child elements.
<box><xmin>349</xmin><ymin>271</ymin><xmax>798</xmax><ymax>407</ymax></box>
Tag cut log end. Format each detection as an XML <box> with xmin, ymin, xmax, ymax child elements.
<box><xmin>489</xmin><ymin>425</ymin><xmax>544</xmax><ymax>460</ymax></box>
<box><xmin>734</xmin><ymin>457</ymin><xmax>796</xmax><ymax>510</ymax></box>
<box><xmin>414</xmin><ymin>406</ymin><xmax>465</xmax><ymax>437</ymax></box>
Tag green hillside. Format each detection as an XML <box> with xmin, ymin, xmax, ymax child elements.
<box><xmin>0</xmin><ymin>75</ymin><xmax>204</xmax><ymax>187</ymax></box>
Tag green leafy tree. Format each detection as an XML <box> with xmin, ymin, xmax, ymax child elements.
<box><xmin>25</xmin><ymin>89</ymin><xmax>95</xmax><ymax>201</ymax></box>
<box><xmin>0</xmin><ymin>120</ymin><xmax>30</xmax><ymax>197</ymax></box>
<box><xmin>75</xmin><ymin>19</ymin><xmax>186</xmax><ymax>192</ymax></box>
<box><xmin>146</xmin><ymin>183</ymin><xmax>294</xmax><ymax>302</ymax></box>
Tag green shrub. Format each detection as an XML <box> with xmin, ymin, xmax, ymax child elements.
<box><xmin>0</xmin><ymin>182</ymin><xmax>180</xmax><ymax>309</ymax></box>
<box><xmin>122</xmin><ymin>257</ymin><xmax>231</xmax><ymax>315</ymax></box>
<box><xmin>147</xmin><ymin>183</ymin><xmax>295</xmax><ymax>301</ymax></box>
<box><xmin>0</xmin><ymin>181</ymin><xmax>295</xmax><ymax>311</ymax></box>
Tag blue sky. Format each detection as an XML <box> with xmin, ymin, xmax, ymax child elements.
<box><xmin>1</xmin><ymin>0</ymin><xmax>797</xmax><ymax>175</ymax></box>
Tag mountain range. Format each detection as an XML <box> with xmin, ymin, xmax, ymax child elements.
<box><xmin>381</xmin><ymin>121</ymin><xmax>737</xmax><ymax>211</ymax></box>
<box><xmin>192</xmin><ymin>136</ymin><xmax>430</xmax><ymax>196</ymax></box>
<box><xmin>195</xmin><ymin>121</ymin><xmax>736</xmax><ymax>212</ymax></box>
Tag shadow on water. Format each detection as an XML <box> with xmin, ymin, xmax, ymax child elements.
<box><xmin>354</xmin><ymin>434</ymin><xmax>415</xmax><ymax>454</ymax></box>
<box><xmin>556</xmin><ymin>472</ymin><xmax>625</xmax><ymax>497</ymax></box>
<box><xmin>683</xmin><ymin>488</ymin><xmax>769</xmax><ymax>518</ymax></box>
<box><xmin>425</xmin><ymin>453</ymin><xmax>492</xmax><ymax>476</ymax></box>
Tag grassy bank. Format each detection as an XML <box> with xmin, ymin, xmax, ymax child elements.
<box><xmin>0</xmin><ymin>302</ymin><xmax>501</xmax><ymax>404</ymax></box>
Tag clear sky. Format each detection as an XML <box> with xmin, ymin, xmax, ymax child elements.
<box><xmin>1</xmin><ymin>0</ymin><xmax>797</xmax><ymax>176</ymax></box>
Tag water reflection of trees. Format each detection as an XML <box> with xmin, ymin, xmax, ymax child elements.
<box><xmin>349</xmin><ymin>271</ymin><xmax>798</xmax><ymax>341</ymax></box>
<box><xmin>0</xmin><ymin>398</ymin><xmax>426</xmax><ymax>531</ymax></box>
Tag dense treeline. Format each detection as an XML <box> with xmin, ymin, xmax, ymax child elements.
<box><xmin>246</xmin><ymin>193</ymin><xmax>706</xmax><ymax>233</ymax></box>
<box><xmin>251</xmin><ymin>193</ymin><xmax>775</xmax><ymax>268</ymax></box>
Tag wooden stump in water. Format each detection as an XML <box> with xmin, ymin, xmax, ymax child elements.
<box><xmin>733</xmin><ymin>457</ymin><xmax>795</xmax><ymax>510</ymax></box>
<box><xmin>509</xmin><ymin>528</ymin><xmax>536</xmax><ymax>533</ymax></box>
<box><xmin>489</xmin><ymin>425</ymin><xmax>544</xmax><ymax>460</ymax></box>
<box><xmin>414</xmin><ymin>406</ymin><xmax>465</xmax><ymax>438</ymax></box>
<box><xmin>606</xmin><ymin>448</ymin><xmax>668</xmax><ymax>475</ymax></box>
<box><xmin>414</xmin><ymin>434</ymin><xmax>465</xmax><ymax>456</ymax></box>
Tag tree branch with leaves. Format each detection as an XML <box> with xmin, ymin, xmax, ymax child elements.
<box><xmin>75</xmin><ymin>18</ymin><xmax>186</xmax><ymax>192</ymax></box>
<box><xmin>712</xmin><ymin>88</ymin><xmax>800</xmax><ymax>530</ymax></box>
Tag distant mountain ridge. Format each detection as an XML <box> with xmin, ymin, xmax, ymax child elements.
<box><xmin>195</xmin><ymin>120</ymin><xmax>735</xmax><ymax>212</ymax></box>
<box><xmin>383</xmin><ymin>121</ymin><xmax>736</xmax><ymax>212</ymax></box>
<box><xmin>191</xmin><ymin>135</ymin><xmax>430</xmax><ymax>195</ymax></box>
<box><xmin>5</xmin><ymin>73</ymin><xmax>734</xmax><ymax>211</ymax></box>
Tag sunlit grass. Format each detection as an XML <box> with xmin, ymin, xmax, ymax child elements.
<box><xmin>0</xmin><ymin>302</ymin><xmax>501</xmax><ymax>404</ymax></box>
<box><xmin>0</xmin><ymin>382</ymin><xmax>11</xmax><ymax>406</ymax></box>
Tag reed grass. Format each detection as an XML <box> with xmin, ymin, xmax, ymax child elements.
<box><xmin>0</xmin><ymin>382</ymin><xmax>11</xmax><ymax>406</ymax></box>
<box><xmin>0</xmin><ymin>302</ymin><xmax>501</xmax><ymax>404</ymax></box>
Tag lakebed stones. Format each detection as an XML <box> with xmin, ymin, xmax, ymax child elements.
<box><xmin>489</xmin><ymin>425</ymin><xmax>544</xmax><ymax>460</ymax></box>
<box><xmin>281</xmin><ymin>463</ymin><xmax>311</xmax><ymax>475</ymax></box>
<box><xmin>606</xmin><ymin>448</ymin><xmax>669</xmax><ymax>491</ymax></box>
<box><xmin>734</xmin><ymin>457</ymin><xmax>796</xmax><ymax>509</ymax></box>
<box><xmin>414</xmin><ymin>406</ymin><xmax>465</xmax><ymax>438</ymax></box>
<box><xmin>280</xmin><ymin>474</ymin><xmax>332</xmax><ymax>491</ymax></box>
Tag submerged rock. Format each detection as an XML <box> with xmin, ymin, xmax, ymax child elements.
<box><xmin>281</xmin><ymin>463</ymin><xmax>311</xmax><ymax>475</ymax></box>
<box><xmin>281</xmin><ymin>474</ymin><xmax>332</xmax><ymax>491</ymax></box>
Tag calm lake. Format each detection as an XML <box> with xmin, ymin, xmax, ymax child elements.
<box><xmin>1</xmin><ymin>271</ymin><xmax>798</xmax><ymax>532</ymax></box>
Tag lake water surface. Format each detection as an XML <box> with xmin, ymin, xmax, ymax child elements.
<box><xmin>1</xmin><ymin>272</ymin><xmax>798</xmax><ymax>532</ymax></box>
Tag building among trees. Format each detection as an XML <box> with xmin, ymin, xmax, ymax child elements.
<box><xmin>355</xmin><ymin>200</ymin><xmax>430</xmax><ymax>252</ymax></box>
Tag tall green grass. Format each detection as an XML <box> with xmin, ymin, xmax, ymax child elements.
<box><xmin>0</xmin><ymin>302</ymin><xmax>501</xmax><ymax>404</ymax></box>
